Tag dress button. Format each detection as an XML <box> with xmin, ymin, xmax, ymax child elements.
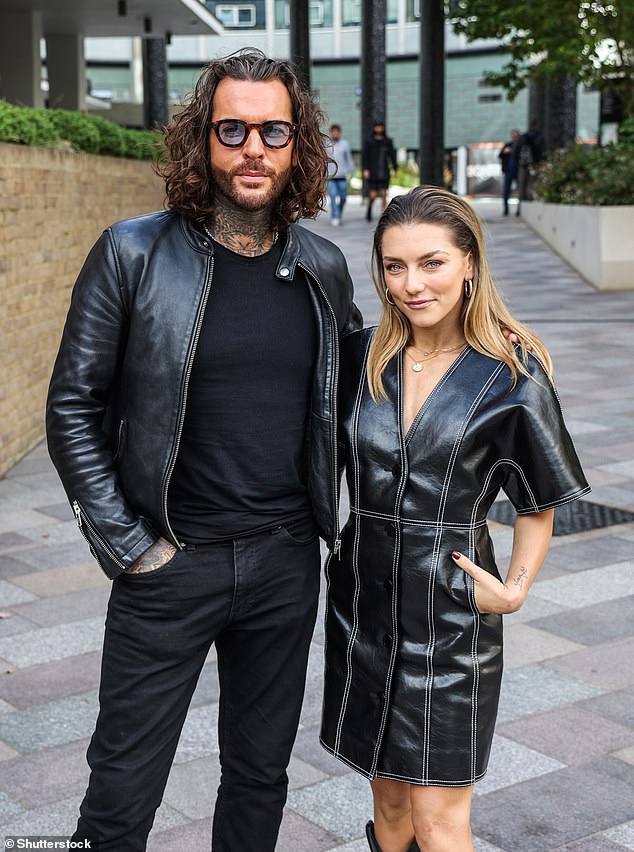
<box><xmin>383</xmin><ymin>577</ymin><xmax>393</xmax><ymax>592</ymax></box>
<box><xmin>279</xmin><ymin>266</ymin><xmax>290</xmax><ymax>277</ymax></box>
<box><xmin>383</xmin><ymin>633</ymin><xmax>393</xmax><ymax>649</ymax></box>
<box><xmin>385</xmin><ymin>521</ymin><xmax>396</xmax><ymax>537</ymax></box>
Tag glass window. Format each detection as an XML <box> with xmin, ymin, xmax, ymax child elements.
<box><xmin>342</xmin><ymin>0</ymin><xmax>361</xmax><ymax>26</ymax></box>
<box><xmin>342</xmin><ymin>0</ymin><xmax>398</xmax><ymax>27</ymax></box>
<box><xmin>274</xmin><ymin>0</ymin><xmax>333</xmax><ymax>28</ymax></box>
<box><xmin>406</xmin><ymin>0</ymin><xmax>420</xmax><ymax>21</ymax></box>
<box><xmin>206</xmin><ymin>1</ymin><xmax>265</xmax><ymax>29</ymax></box>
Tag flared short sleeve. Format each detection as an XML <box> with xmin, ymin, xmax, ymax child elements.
<box><xmin>499</xmin><ymin>356</ymin><xmax>590</xmax><ymax>514</ymax></box>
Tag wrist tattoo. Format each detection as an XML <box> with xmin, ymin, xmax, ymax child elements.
<box><xmin>513</xmin><ymin>566</ymin><xmax>528</xmax><ymax>589</ymax></box>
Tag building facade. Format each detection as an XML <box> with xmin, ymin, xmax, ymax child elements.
<box><xmin>84</xmin><ymin>2</ymin><xmax>599</xmax><ymax>154</ymax></box>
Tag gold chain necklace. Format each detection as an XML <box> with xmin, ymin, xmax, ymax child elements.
<box><xmin>404</xmin><ymin>341</ymin><xmax>465</xmax><ymax>373</ymax></box>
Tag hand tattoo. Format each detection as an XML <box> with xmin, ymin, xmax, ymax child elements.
<box><xmin>513</xmin><ymin>566</ymin><xmax>528</xmax><ymax>590</ymax></box>
<box><xmin>127</xmin><ymin>538</ymin><xmax>176</xmax><ymax>574</ymax></box>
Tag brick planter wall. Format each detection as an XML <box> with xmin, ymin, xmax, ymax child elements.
<box><xmin>0</xmin><ymin>143</ymin><xmax>165</xmax><ymax>476</ymax></box>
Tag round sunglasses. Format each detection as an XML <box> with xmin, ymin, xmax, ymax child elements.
<box><xmin>210</xmin><ymin>119</ymin><xmax>297</xmax><ymax>149</ymax></box>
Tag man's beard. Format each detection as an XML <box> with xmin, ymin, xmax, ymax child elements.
<box><xmin>211</xmin><ymin>160</ymin><xmax>292</xmax><ymax>212</ymax></box>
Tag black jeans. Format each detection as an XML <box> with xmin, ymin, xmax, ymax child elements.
<box><xmin>72</xmin><ymin>521</ymin><xmax>321</xmax><ymax>851</ymax></box>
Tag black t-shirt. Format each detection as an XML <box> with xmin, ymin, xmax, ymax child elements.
<box><xmin>167</xmin><ymin>238</ymin><xmax>317</xmax><ymax>543</ymax></box>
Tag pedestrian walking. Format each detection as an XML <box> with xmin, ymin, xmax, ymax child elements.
<box><xmin>320</xmin><ymin>186</ymin><xmax>589</xmax><ymax>852</ymax></box>
<box><xmin>327</xmin><ymin>123</ymin><xmax>355</xmax><ymax>226</ymax></box>
<box><xmin>46</xmin><ymin>48</ymin><xmax>361</xmax><ymax>852</ymax></box>
<box><xmin>499</xmin><ymin>128</ymin><xmax>520</xmax><ymax>216</ymax></box>
<box><xmin>362</xmin><ymin>119</ymin><xmax>397</xmax><ymax>222</ymax></box>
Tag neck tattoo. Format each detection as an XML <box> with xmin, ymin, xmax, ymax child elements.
<box><xmin>206</xmin><ymin>194</ymin><xmax>278</xmax><ymax>257</ymax></box>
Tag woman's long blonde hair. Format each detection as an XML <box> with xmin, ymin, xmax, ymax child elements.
<box><xmin>367</xmin><ymin>185</ymin><xmax>552</xmax><ymax>400</ymax></box>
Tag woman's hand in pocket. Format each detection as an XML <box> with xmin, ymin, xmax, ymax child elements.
<box><xmin>451</xmin><ymin>551</ymin><xmax>523</xmax><ymax>614</ymax></box>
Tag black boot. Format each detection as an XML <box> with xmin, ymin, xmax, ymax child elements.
<box><xmin>365</xmin><ymin>821</ymin><xmax>381</xmax><ymax>851</ymax></box>
<box><xmin>366</xmin><ymin>201</ymin><xmax>373</xmax><ymax>221</ymax></box>
<box><xmin>365</xmin><ymin>820</ymin><xmax>421</xmax><ymax>851</ymax></box>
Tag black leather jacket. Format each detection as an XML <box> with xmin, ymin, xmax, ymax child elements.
<box><xmin>46</xmin><ymin>211</ymin><xmax>362</xmax><ymax>579</ymax></box>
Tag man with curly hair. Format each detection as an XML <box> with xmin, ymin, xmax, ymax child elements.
<box><xmin>47</xmin><ymin>48</ymin><xmax>361</xmax><ymax>852</ymax></box>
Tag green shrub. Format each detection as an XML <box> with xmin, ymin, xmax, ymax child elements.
<box><xmin>0</xmin><ymin>100</ymin><xmax>60</xmax><ymax>146</ymax></box>
<box><xmin>534</xmin><ymin>133</ymin><xmax>634</xmax><ymax>206</ymax></box>
<box><xmin>0</xmin><ymin>99</ymin><xmax>160</xmax><ymax>161</ymax></box>
<box><xmin>48</xmin><ymin>109</ymin><xmax>101</xmax><ymax>153</ymax></box>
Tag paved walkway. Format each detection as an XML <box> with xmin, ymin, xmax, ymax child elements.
<box><xmin>1</xmin><ymin>196</ymin><xmax>634</xmax><ymax>851</ymax></box>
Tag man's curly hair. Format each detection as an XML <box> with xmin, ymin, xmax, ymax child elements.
<box><xmin>155</xmin><ymin>48</ymin><xmax>329</xmax><ymax>229</ymax></box>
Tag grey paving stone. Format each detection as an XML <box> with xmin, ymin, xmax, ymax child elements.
<box><xmin>189</xmin><ymin>661</ymin><xmax>220</xmax><ymax>708</ymax></box>
<box><xmin>497</xmin><ymin>706</ymin><xmax>634</xmax><ymax>767</ymax></box>
<box><xmin>12</xmin><ymin>586</ymin><xmax>110</xmax><ymax>628</ymax></box>
<box><xmin>0</xmin><ymin>580</ymin><xmax>37</xmax><ymax>606</ymax></box>
<box><xmin>14</xmin><ymin>540</ymin><xmax>94</xmax><ymax>571</ymax></box>
<box><xmin>288</xmin><ymin>754</ymin><xmax>329</xmax><ymax>790</ymax></box>
<box><xmin>325</xmin><ymin>841</ymin><xmax>368</xmax><ymax>852</ymax></box>
<box><xmin>0</xmin><ymin>616</ymin><xmax>105</xmax><ymax>667</ymax></box>
<box><xmin>287</xmin><ymin>773</ymin><xmax>373</xmax><ymax>842</ymax></box>
<box><xmin>0</xmin><ymin>532</ymin><xmax>34</xmax><ymax>551</ymax></box>
<box><xmin>503</xmin><ymin>623</ymin><xmax>584</xmax><ymax>670</ymax></box>
<box><xmin>163</xmin><ymin>755</ymin><xmax>219</xmax><ymax>820</ymax></box>
<box><xmin>0</xmin><ymin>651</ymin><xmax>102</xmax><ymax>709</ymax></box>
<box><xmin>530</xmin><ymin>595</ymin><xmax>634</xmax><ymax>646</ymax></box>
<box><xmin>34</xmin><ymin>502</ymin><xmax>76</xmax><ymax>522</ymax></box>
<box><xmin>0</xmin><ymin>790</ymin><xmax>25</xmax><ymax>821</ymax></box>
<box><xmin>11</xmin><ymin>562</ymin><xmax>108</xmax><ymax>598</ymax></box>
<box><xmin>544</xmin><ymin>637</ymin><xmax>634</xmax><ymax>690</ymax></box>
<box><xmin>475</xmin><ymin>735</ymin><xmax>565</xmax><ymax>796</ymax></box>
<box><xmin>472</xmin><ymin>758</ymin><xmax>634</xmax><ymax>852</ymax></box>
<box><xmin>542</xmin><ymin>535</ymin><xmax>634</xmax><ymax>572</ymax></box>
<box><xmin>531</xmin><ymin>561</ymin><xmax>634</xmax><ymax>609</ymax></box>
<box><xmin>556</xmin><ymin>835</ymin><xmax>634</xmax><ymax>851</ymax></box>
<box><xmin>0</xmin><ymin>691</ymin><xmax>98</xmax><ymax>753</ymax></box>
<box><xmin>503</xmin><ymin>594</ymin><xmax>565</xmax><ymax>626</ymax></box>
<box><xmin>277</xmin><ymin>808</ymin><xmax>343</xmax><ymax>851</ymax></box>
<box><xmin>292</xmin><ymin>725</ymin><xmax>354</xmax><ymax>778</ymax></box>
<box><xmin>147</xmin><ymin>817</ymin><xmax>212</xmax><ymax>852</ymax></box>
<box><xmin>20</xmin><ymin>521</ymin><xmax>85</xmax><ymax>546</ymax></box>
<box><xmin>605</xmin><ymin>819</ymin><xmax>634</xmax><ymax>849</ymax></box>
<box><xmin>0</xmin><ymin>738</ymin><xmax>89</xmax><ymax>808</ymax></box>
<box><xmin>0</xmin><ymin>741</ymin><xmax>19</xmax><ymax>762</ymax></box>
<box><xmin>0</xmin><ymin>794</ymin><xmax>78</xmax><ymax>835</ymax></box>
<box><xmin>496</xmin><ymin>665</ymin><xmax>604</xmax><ymax>724</ymax></box>
<box><xmin>151</xmin><ymin>800</ymin><xmax>190</xmax><ymax>833</ymax></box>
<box><xmin>0</xmin><ymin>554</ymin><xmax>40</xmax><ymax>580</ymax></box>
<box><xmin>614</xmin><ymin>746</ymin><xmax>634</xmax><ymax>767</ymax></box>
<box><xmin>173</xmin><ymin>703</ymin><xmax>219</xmax><ymax>764</ymax></box>
<box><xmin>0</xmin><ymin>614</ymin><xmax>37</xmax><ymax>639</ymax></box>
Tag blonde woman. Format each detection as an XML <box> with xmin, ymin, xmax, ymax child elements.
<box><xmin>320</xmin><ymin>186</ymin><xmax>589</xmax><ymax>852</ymax></box>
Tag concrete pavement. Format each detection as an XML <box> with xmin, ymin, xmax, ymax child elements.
<box><xmin>1</xmin><ymin>195</ymin><xmax>633</xmax><ymax>851</ymax></box>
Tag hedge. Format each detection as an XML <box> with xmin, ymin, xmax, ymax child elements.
<box><xmin>533</xmin><ymin>118</ymin><xmax>634</xmax><ymax>206</ymax></box>
<box><xmin>0</xmin><ymin>99</ymin><xmax>160</xmax><ymax>160</ymax></box>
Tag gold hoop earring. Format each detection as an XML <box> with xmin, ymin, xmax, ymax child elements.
<box><xmin>385</xmin><ymin>287</ymin><xmax>396</xmax><ymax>306</ymax></box>
<box><xmin>464</xmin><ymin>279</ymin><xmax>474</xmax><ymax>299</ymax></box>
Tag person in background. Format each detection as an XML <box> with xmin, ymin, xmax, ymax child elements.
<box><xmin>321</xmin><ymin>186</ymin><xmax>589</xmax><ymax>852</ymax></box>
<box><xmin>327</xmin><ymin>123</ymin><xmax>355</xmax><ymax>226</ymax></box>
<box><xmin>362</xmin><ymin>119</ymin><xmax>397</xmax><ymax>222</ymax></box>
<box><xmin>517</xmin><ymin>120</ymin><xmax>545</xmax><ymax>215</ymax></box>
<box><xmin>499</xmin><ymin>128</ymin><xmax>520</xmax><ymax>216</ymax></box>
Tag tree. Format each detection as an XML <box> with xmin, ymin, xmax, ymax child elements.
<box><xmin>449</xmin><ymin>1</ymin><xmax>634</xmax><ymax>119</ymax></box>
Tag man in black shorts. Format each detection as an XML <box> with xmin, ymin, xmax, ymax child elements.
<box><xmin>362</xmin><ymin>119</ymin><xmax>397</xmax><ymax>221</ymax></box>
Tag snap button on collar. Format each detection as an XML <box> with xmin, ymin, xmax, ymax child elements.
<box><xmin>279</xmin><ymin>266</ymin><xmax>290</xmax><ymax>277</ymax></box>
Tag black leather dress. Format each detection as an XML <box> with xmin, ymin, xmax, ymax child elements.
<box><xmin>320</xmin><ymin>327</ymin><xmax>590</xmax><ymax>786</ymax></box>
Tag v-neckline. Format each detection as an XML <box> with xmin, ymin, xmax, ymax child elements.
<box><xmin>400</xmin><ymin>346</ymin><xmax>471</xmax><ymax>445</ymax></box>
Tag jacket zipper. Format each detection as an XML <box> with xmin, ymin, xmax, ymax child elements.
<box><xmin>72</xmin><ymin>500</ymin><xmax>127</xmax><ymax>572</ymax></box>
<box><xmin>161</xmin><ymin>253</ymin><xmax>215</xmax><ymax>548</ymax></box>
<box><xmin>298</xmin><ymin>262</ymin><xmax>341</xmax><ymax>554</ymax></box>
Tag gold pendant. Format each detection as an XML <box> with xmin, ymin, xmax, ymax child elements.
<box><xmin>412</xmin><ymin>362</ymin><xmax>424</xmax><ymax>373</ymax></box>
